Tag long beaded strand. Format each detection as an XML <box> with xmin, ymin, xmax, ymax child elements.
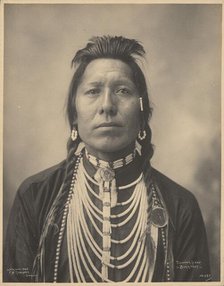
<box><xmin>53</xmin><ymin>153</ymin><xmax>82</xmax><ymax>283</ymax></box>
<box><xmin>67</xmin><ymin>157</ymin><xmax>153</xmax><ymax>282</ymax></box>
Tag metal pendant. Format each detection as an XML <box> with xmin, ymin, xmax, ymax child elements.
<box><xmin>98</xmin><ymin>167</ymin><xmax>115</xmax><ymax>182</ymax></box>
<box><xmin>150</xmin><ymin>206</ymin><xmax>168</xmax><ymax>228</ymax></box>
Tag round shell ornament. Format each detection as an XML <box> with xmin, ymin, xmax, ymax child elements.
<box><xmin>150</xmin><ymin>206</ymin><xmax>168</xmax><ymax>228</ymax></box>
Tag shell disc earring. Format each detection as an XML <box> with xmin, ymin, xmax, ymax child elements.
<box><xmin>71</xmin><ymin>128</ymin><xmax>78</xmax><ymax>141</ymax></box>
<box><xmin>138</xmin><ymin>130</ymin><xmax>146</xmax><ymax>141</ymax></box>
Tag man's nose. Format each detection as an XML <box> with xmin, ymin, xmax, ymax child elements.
<box><xmin>99</xmin><ymin>89</ymin><xmax>117</xmax><ymax>115</ymax></box>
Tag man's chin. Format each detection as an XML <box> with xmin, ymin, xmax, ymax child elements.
<box><xmin>83</xmin><ymin>136</ymin><xmax>136</xmax><ymax>157</ymax></box>
<box><xmin>95</xmin><ymin>141</ymin><xmax>135</xmax><ymax>156</ymax></box>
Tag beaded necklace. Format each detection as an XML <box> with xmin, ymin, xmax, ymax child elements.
<box><xmin>86</xmin><ymin>149</ymin><xmax>144</xmax><ymax>280</ymax></box>
<box><xmin>67</xmin><ymin>157</ymin><xmax>151</xmax><ymax>282</ymax></box>
<box><xmin>85</xmin><ymin>148</ymin><xmax>136</xmax><ymax>169</ymax></box>
<box><xmin>52</xmin><ymin>150</ymin><xmax>170</xmax><ymax>282</ymax></box>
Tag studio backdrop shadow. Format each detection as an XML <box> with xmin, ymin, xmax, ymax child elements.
<box><xmin>3</xmin><ymin>3</ymin><xmax>221</xmax><ymax>281</ymax></box>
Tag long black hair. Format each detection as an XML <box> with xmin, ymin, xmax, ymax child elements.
<box><xmin>63</xmin><ymin>36</ymin><xmax>154</xmax><ymax>208</ymax></box>
<box><xmin>34</xmin><ymin>36</ymin><xmax>155</xmax><ymax>279</ymax></box>
<box><xmin>67</xmin><ymin>35</ymin><xmax>153</xmax><ymax>165</ymax></box>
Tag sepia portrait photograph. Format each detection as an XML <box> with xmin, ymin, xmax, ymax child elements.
<box><xmin>2</xmin><ymin>1</ymin><xmax>222</xmax><ymax>285</ymax></box>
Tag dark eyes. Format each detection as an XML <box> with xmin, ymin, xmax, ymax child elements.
<box><xmin>85</xmin><ymin>87</ymin><xmax>131</xmax><ymax>96</ymax></box>
<box><xmin>116</xmin><ymin>88</ymin><xmax>130</xmax><ymax>95</ymax></box>
<box><xmin>85</xmin><ymin>88</ymin><xmax>100</xmax><ymax>95</ymax></box>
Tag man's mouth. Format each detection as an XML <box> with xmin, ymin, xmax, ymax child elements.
<box><xmin>96</xmin><ymin>122</ymin><xmax>121</xmax><ymax>128</ymax></box>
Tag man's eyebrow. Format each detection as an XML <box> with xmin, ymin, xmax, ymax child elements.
<box><xmin>112</xmin><ymin>79</ymin><xmax>135</xmax><ymax>85</ymax></box>
<box><xmin>80</xmin><ymin>79</ymin><xmax>135</xmax><ymax>87</ymax></box>
<box><xmin>81</xmin><ymin>81</ymin><xmax>104</xmax><ymax>86</ymax></box>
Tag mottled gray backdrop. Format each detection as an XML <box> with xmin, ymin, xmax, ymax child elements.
<box><xmin>3</xmin><ymin>4</ymin><xmax>221</xmax><ymax>280</ymax></box>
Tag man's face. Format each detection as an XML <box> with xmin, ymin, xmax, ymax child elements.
<box><xmin>75</xmin><ymin>58</ymin><xmax>141</xmax><ymax>159</ymax></box>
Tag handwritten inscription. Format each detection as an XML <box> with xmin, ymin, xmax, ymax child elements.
<box><xmin>7</xmin><ymin>268</ymin><xmax>37</xmax><ymax>278</ymax></box>
<box><xmin>175</xmin><ymin>260</ymin><xmax>202</xmax><ymax>270</ymax></box>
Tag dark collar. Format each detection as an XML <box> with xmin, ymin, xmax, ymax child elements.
<box><xmin>83</xmin><ymin>152</ymin><xmax>143</xmax><ymax>187</ymax></box>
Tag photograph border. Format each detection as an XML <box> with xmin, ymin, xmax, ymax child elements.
<box><xmin>0</xmin><ymin>1</ymin><xmax>223</xmax><ymax>285</ymax></box>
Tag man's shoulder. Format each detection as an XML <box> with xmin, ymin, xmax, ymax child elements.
<box><xmin>151</xmin><ymin>168</ymin><xmax>200</xmax><ymax>222</ymax></box>
<box><xmin>151</xmin><ymin>168</ymin><xmax>203</xmax><ymax>231</ymax></box>
<box><xmin>18</xmin><ymin>160</ymin><xmax>66</xmax><ymax>195</ymax></box>
<box><xmin>152</xmin><ymin>168</ymin><xmax>196</xmax><ymax>202</ymax></box>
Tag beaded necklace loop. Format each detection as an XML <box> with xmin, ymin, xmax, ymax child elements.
<box><xmin>52</xmin><ymin>150</ymin><xmax>170</xmax><ymax>282</ymax></box>
<box><xmin>66</xmin><ymin>157</ymin><xmax>152</xmax><ymax>282</ymax></box>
